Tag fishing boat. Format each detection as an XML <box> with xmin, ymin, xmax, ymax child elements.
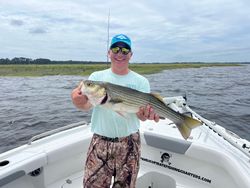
<box><xmin>0</xmin><ymin>96</ymin><xmax>250</xmax><ymax>188</ymax></box>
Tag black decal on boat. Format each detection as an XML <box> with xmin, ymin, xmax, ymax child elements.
<box><xmin>141</xmin><ymin>157</ymin><xmax>212</xmax><ymax>184</ymax></box>
<box><xmin>160</xmin><ymin>152</ymin><xmax>172</xmax><ymax>165</ymax></box>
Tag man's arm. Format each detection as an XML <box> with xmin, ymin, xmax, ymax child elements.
<box><xmin>71</xmin><ymin>82</ymin><xmax>92</xmax><ymax>111</ymax></box>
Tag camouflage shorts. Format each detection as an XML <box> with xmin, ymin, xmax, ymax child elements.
<box><xmin>83</xmin><ymin>132</ymin><xmax>141</xmax><ymax>188</ymax></box>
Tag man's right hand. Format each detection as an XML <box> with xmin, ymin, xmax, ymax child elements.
<box><xmin>71</xmin><ymin>82</ymin><xmax>92</xmax><ymax>110</ymax></box>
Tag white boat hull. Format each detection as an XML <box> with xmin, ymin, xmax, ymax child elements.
<box><xmin>1</xmin><ymin>97</ymin><xmax>250</xmax><ymax>188</ymax></box>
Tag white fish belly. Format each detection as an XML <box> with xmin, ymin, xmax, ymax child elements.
<box><xmin>103</xmin><ymin>102</ymin><xmax>139</xmax><ymax>113</ymax></box>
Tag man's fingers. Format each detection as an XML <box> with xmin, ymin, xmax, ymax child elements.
<box><xmin>138</xmin><ymin>107</ymin><xmax>143</xmax><ymax>115</ymax></box>
<box><xmin>146</xmin><ymin>105</ymin><xmax>155</xmax><ymax>120</ymax></box>
<box><xmin>138</xmin><ymin>107</ymin><xmax>145</xmax><ymax>118</ymax></box>
<box><xmin>77</xmin><ymin>81</ymin><xmax>83</xmax><ymax>94</ymax></box>
<box><xmin>137</xmin><ymin>105</ymin><xmax>160</xmax><ymax>122</ymax></box>
<box><xmin>144</xmin><ymin>105</ymin><xmax>150</xmax><ymax>118</ymax></box>
<box><xmin>78</xmin><ymin>81</ymin><xmax>83</xmax><ymax>89</ymax></box>
<box><xmin>154</xmin><ymin>114</ymin><xmax>160</xmax><ymax>122</ymax></box>
<box><xmin>137</xmin><ymin>107</ymin><xmax>147</xmax><ymax>121</ymax></box>
<box><xmin>144</xmin><ymin>105</ymin><xmax>160</xmax><ymax>122</ymax></box>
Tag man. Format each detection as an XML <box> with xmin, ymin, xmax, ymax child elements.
<box><xmin>71</xmin><ymin>34</ymin><xmax>159</xmax><ymax>188</ymax></box>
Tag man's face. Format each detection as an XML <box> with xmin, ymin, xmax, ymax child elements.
<box><xmin>108</xmin><ymin>42</ymin><xmax>132</xmax><ymax>72</ymax></box>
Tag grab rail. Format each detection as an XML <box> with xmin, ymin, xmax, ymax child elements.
<box><xmin>184</xmin><ymin>105</ymin><xmax>250</xmax><ymax>159</ymax></box>
<box><xmin>164</xmin><ymin>96</ymin><xmax>250</xmax><ymax>159</ymax></box>
<box><xmin>28</xmin><ymin>121</ymin><xmax>88</xmax><ymax>145</ymax></box>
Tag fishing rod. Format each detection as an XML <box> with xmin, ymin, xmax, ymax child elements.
<box><xmin>106</xmin><ymin>9</ymin><xmax>110</xmax><ymax>67</ymax></box>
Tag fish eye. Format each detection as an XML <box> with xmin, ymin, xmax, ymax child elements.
<box><xmin>86</xmin><ymin>82</ymin><xmax>93</xmax><ymax>87</ymax></box>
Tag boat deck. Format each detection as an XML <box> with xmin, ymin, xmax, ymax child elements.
<box><xmin>48</xmin><ymin>168</ymin><xmax>213</xmax><ymax>188</ymax></box>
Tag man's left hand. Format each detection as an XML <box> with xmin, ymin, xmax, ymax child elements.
<box><xmin>136</xmin><ymin>104</ymin><xmax>159</xmax><ymax>122</ymax></box>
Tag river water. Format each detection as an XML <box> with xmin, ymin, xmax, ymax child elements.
<box><xmin>0</xmin><ymin>65</ymin><xmax>250</xmax><ymax>153</ymax></box>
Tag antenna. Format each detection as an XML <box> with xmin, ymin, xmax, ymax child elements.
<box><xmin>106</xmin><ymin>9</ymin><xmax>110</xmax><ymax>67</ymax></box>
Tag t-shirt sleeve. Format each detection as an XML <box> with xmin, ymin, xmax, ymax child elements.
<box><xmin>138</xmin><ymin>78</ymin><xmax>150</xmax><ymax>93</ymax></box>
<box><xmin>88</xmin><ymin>72</ymin><xmax>98</xmax><ymax>81</ymax></box>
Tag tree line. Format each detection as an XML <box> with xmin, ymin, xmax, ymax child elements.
<box><xmin>0</xmin><ymin>57</ymin><xmax>106</xmax><ymax>64</ymax></box>
<box><xmin>1</xmin><ymin>57</ymin><xmax>249</xmax><ymax>65</ymax></box>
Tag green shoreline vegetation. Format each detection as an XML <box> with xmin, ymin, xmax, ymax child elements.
<box><xmin>0</xmin><ymin>63</ymin><xmax>242</xmax><ymax>77</ymax></box>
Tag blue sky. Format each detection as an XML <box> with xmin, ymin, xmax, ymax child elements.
<box><xmin>1</xmin><ymin>0</ymin><xmax>250</xmax><ymax>63</ymax></box>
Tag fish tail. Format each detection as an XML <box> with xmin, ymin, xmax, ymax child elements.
<box><xmin>176</xmin><ymin>116</ymin><xmax>202</xmax><ymax>140</ymax></box>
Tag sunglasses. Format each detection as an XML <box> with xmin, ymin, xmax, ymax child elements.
<box><xmin>111</xmin><ymin>46</ymin><xmax>130</xmax><ymax>55</ymax></box>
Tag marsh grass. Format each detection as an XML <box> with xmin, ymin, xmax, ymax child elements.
<box><xmin>0</xmin><ymin>63</ymin><xmax>240</xmax><ymax>76</ymax></box>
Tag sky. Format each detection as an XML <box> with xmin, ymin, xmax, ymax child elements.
<box><xmin>1</xmin><ymin>0</ymin><xmax>250</xmax><ymax>63</ymax></box>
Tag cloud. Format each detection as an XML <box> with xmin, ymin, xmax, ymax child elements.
<box><xmin>0</xmin><ymin>0</ymin><xmax>250</xmax><ymax>62</ymax></box>
<box><xmin>10</xmin><ymin>19</ymin><xmax>24</xmax><ymax>26</ymax></box>
<box><xmin>29</xmin><ymin>27</ymin><xmax>47</xmax><ymax>34</ymax></box>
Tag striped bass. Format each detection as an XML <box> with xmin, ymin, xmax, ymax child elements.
<box><xmin>80</xmin><ymin>80</ymin><xmax>201</xmax><ymax>139</ymax></box>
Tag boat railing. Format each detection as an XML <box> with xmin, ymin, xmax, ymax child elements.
<box><xmin>28</xmin><ymin>121</ymin><xmax>88</xmax><ymax>145</ymax></box>
<box><xmin>185</xmin><ymin>105</ymin><xmax>250</xmax><ymax>159</ymax></box>
<box><xmin>164</xmin><ymin>96</ymin><xmax>250</xmax><ymax>159</ymax></box>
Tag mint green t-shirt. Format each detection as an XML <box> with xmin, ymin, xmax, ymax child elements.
<box><xmin>88</xmin><ymin>68</ymin><xmax>150</xmax><ymax>138</ymax></box>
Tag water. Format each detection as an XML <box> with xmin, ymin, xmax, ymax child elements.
<box><xmin>1</xmin><ymin>65</ymin><xmax>250</xmax><ymax>153</ymax></box>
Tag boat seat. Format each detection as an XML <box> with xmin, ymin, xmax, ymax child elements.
<box><xmin>144</xmin><ymin>131</ymin><xmax>191</xmax><ymax>154</ymax></box>
<box><xmin>137</xmin><ymin>171</ymin><xmax>176</xmax><ymax>188</ymax></box>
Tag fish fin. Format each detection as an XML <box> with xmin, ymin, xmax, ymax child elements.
<box><xmin>183</xmin><ymin>116</ymin><xmax>202</xmax><ymax>129</ymax></box>
<box><xmin>151</xmin><ymin>93</ymin><xmax>164</xmax><ymax>103</ymax></box>
<box><xmin>109</xmin><ymin>98</ymin><xmax>124</xmax><ymax>104</ymax></box>
<box><xmin>176</xmin><ymin>123</ymin><xmax>191</xmax><ymax>140</ymax></box>
<box><xmin>176</xmin><ymin>116</ymin><xmax>202</xmax><ymax>140</ymax></box>
<box><xmin>116</xmin><ymin>111</ymin><xmax>129</xmax><ymax>118</ymax></box>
